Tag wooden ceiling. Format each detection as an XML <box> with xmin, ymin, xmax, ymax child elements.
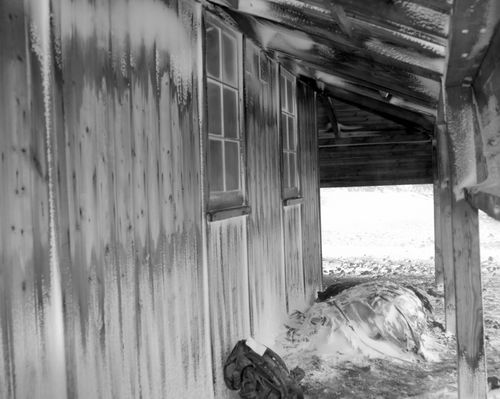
<box><xmin>207</xmin><ymin>0</ymin><xmax>451</xmax><ymax>117</ymax></box>
<box><xmin>206</xmin><ymin>0</ymin><xmax>500</xmax><ymax>187</ymax></box>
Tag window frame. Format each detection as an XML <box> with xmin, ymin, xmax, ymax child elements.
<box><xmin>279</xmin><ymin>67</ymin><xmax>300</xmax><ymax>200</ymax></box>
<box><xmin>203</xmin><ymin>13</ymin><xmax>247</xmax><ymax>213</ymax></box>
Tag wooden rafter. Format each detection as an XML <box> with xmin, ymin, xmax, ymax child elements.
<box><xmin>317</xmin><ymin>84</ymin><xmax>435</xmax><ymax>132</ymax></box>
<box><xmin>208</xmin><ymin>0</ymin><xmax>446</xmax><ymax>80</ymax></box>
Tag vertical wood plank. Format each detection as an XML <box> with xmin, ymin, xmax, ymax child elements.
<box><xmin>1</xmin><ymin>1</ymin><xmax>67</xmax><ymax>397</ymax></box>
<box><xmin>446</xmin><ymin>85</ymin><xmax>486</xmax><ymax>399</ymax></box>
<box><xmin>436</xmin><ymin>123</ymin><xmax>456</xmax><ymax>334</ymax></box>
<box><xmin>245</xmin><ymin>42</ymin><xmax>287</xmax><ymax>346</ymax></box>
<box><xmin>432</xmin><ymin>137</ymin><xmax>444</xmax><ymax>287</ymax></box>
<box><xmin>207</xmin><ymin>218</ymin><xmax>250</xmax><ymax>399</ymax></box>
<box><xmin>51</xmin><ymin>0</ymin><xmax>213</xmax><ymax>398</ymax></box>
<box><xmin>297</xmin><ymin>81</ymin><xmax>322</xmax><ymax>304</ymax></box>
<box><xmin>283</xmin><ymin>204</ymin><xmax>306</xmax><ymax>312</ymax></box>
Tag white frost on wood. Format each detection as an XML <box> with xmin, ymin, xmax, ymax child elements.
<box><xmin>28</xmin><ymin>0</ymin><xmax>67</xmax><ymax>398</ymax></box>
<box><xmin>253</xmin><ymin>19</ymin><xmax>315</xmax><ymax>52</ymax></box>
<box><xmin>59</xmin><ymin>0</ymin><xmax>195</xmax><ymax>86</ymax></box>
<box><xmin>364</xmin><ymin>37</ymin><xmax>444</xmax><ymax>75</ymax></box>
<box><xmin>396</xmin><ymin>0</ymin><xmax>449</xmax><ymax>36</ymax></box>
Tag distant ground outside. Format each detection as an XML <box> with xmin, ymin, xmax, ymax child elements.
<box><xmin>301</xmin><ymin>184</ymin><xmax>500</xmax><ymax>398</ymax></box>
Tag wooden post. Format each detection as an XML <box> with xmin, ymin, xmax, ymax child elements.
<box><xmin>436</xmin><ymin>123</ymin><xmax>456</xmax><ymax>334</ymax></box>
<box><xmin>436</xmin><ymin>84</ymin><xmax>456</xmax><ymax>334</ymax></box>
<box><xmin>432</xmin><ymin>136</ymin><xmax>444</xmax><ymax>288</ymax></box>
<box><xmin>445</xmin><ymin>86</ymin><xmax>486</xmax><ymax>398</ymax></box>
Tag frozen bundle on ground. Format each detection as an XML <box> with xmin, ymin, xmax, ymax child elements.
<box><xmin>282</xmin><ymin>280</ymin><xmax>442</xmax><ymax>363</ymax></box>
<box><xmin>223</xmin><ymin>337</ymin><xmax>304</xmax><ymax>398</ymax></box>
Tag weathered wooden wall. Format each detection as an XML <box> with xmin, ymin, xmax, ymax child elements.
<box><xmin>1</xmin><ymin>0</ymin><xmax>214</xmax><ymax>398</ymax></box>
<box><xmin>320</xmin><ymin>140</ymin><xmax>433</xmax><ymax>187</ymax></box>
<box><xmin>207</xmin><ymin>219</ymin><xmax>250</xmax><ymax>399</ymax></box>
<box><xmin>1</xmin><ymin>2</ymin><xmax>325</xmax><ymax>397</ymax></box>
<box><xmin>283</xmin><ymin>204</ymin><xmax>305</xmax><ymax>312</ymax></box>
<box><xmin>318</xmin><ymin>96</ymin><xmax>433</xmax><ymax>188</ymax></box>
<box><xmin>245</xmin><ymin>42</ymin><xmax>287</xmax><ymax>345</ymax></box>
<box><xmin>0</xmin><ymin>1</ymin><xmax>66</xmax><ymax>397</ymax></box>
<box><xmin>297</xmin><ymin>82</ymin><xmax>322</xmax><ymax>304</ymax></box>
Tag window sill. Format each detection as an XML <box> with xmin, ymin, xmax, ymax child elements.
<box><xmin>283</xmin><ymin>197</ymin><xmax>303</xmax><ymax>207</ymax></box>
<box><xmin>207</xmin><ymin>205</ymin><xmax>251</xmax><ymax>222</ymax></box>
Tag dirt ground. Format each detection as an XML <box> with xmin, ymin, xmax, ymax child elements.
<box><xmin>290</xmin><ymin>186</ymin><xmax>500</xmax><ymax>398</ymax></box>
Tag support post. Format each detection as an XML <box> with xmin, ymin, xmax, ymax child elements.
<box><xmin>445</xmin><ymin>85</ymin><xmax>486</xmax><ymax>399</ymax></box>
<box><xmin>436</xmin><ymin>85</ymin><xmax>456</xmax><ymax>334</ymax></box>
<box><xmin>432</xmin><ymin>136</ymin><xmax>444</xmax><ymax>288</ymax></box>
<box><xmin>436</xmin><ymin>123</ymin><xmax>456</xmax><ymax>334</ymax></box>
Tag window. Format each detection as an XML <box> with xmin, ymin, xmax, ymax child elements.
<box><xmin>205</xmin><ymin>17</ymin><xmax>245</xmax><ymax>211</ymax></box>
<box><xmin>280</xmin><ymin>69</ymin><xmax>299</xmax><ymax>199</ymax></box>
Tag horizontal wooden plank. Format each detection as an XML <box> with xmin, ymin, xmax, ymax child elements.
<box><xmin>321</xmin><ymin>176</ymin><xmax>432</xmax><ymax>187</ymax></box>
<box><xmin>466</xmin><ymin>185</ymin><xmax>500</xmax><ymax>221</ymax></box>
<box><xmin>321</xmin><ymin>84</ymin><xmax>436</xmax><ymax>130</ymax></box>
<box><xmin>319</xmin><ymin>141</ymin><xmax>432</xmax><ymax>155</ymax></box>
<box><xmin>283</xmin><ymin>197</ymin><xmax>303</xmax><ymax>207</ymax></box>
<box><xmin>207</xmin><ymin>206</ymin><xmax>251</xmax><ymax>222</ymax></box>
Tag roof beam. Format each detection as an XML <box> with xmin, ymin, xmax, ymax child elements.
<box><xmin>208</xmin><ymin>0</ymin><xmax>446</xmax><ymax>80</ymax></box>
<box><xmin>319</xmin><ymin>84</ymin><xmax>435</xmax><ymax>131</ymax></box>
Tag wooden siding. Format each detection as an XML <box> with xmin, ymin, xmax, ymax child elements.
<box><xmin>0</xmin><ymin>1</ymin><xmax>66</xmax><ymax>397</ymax></box>
<box><xmin>283</xmin><ymin>205</ymin><xmax>306</xmax><ymax>312</ymax></box>
<box><xmin>320</xmin><ymin>141</ymin><xmax>433</xmax><ymax>187</ymax></box>
<box><xmin>1</xmin><ymin>1</ymin><xmax>214</xmax><ymax>398</ymax></box>
<box><xmin>207</xmin><ymin>218</ymin><xmax>250</xmax><ymax>399</ymax></box>
<box><xmin>245</xmin><ymin>42</ymin><xmax>287</xmax><ymax>345</ymax></box>
<box><xmin>298</xmin><ymin>82</ymin><xmax>322</xmax><ymax>304</ymax></box>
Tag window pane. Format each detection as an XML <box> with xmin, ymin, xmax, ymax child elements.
<box><xmin>289</xmin><ymin>153</ymin><xmax>296</xmax><ymax>188</ymax></box>
<box><xmin>288</xmin><ymin>116</ymin><xmax>295</xmax><ymax>150</ymax></box>
<box><xmin>287</xmin><ymin>78</ymin><xmax>294</xmax><ymax>113</ymax></box>
<box><xmin>222</xmin><ymin>32</ymin><xmax>237</xmax><ymax>86</ymax></box>
<box><xmin>207</xmin><ymin>81</ymin><xmax>222</xmax><ymax>136</ymax></box>
<box><xmin>281</xmin><ymin>113</ymin><xmax>288</xmax><ymax>150</ymax></box>
<box><xmin>209</xmin><ymin>139</ymin><xmax>224</xmax><ymax>192</ymax></box>
<box><xmin>225</xmin><ymin>141</ymin><xmax>240</xmax><ymax>190</ymax></box>
<box><xmin>206</xmin><ymin>25</ymin><xmax>220</xmax><ymax>79</ymax></box>
<box><xmin>280</xmin><ymin>74</ymin><xmax>286</xmax><ymax>111</ymax></box>
<box><xmin>223</xmin><ymin>87</ymin><xmax>238</xmax><ymax>138</ymax></box>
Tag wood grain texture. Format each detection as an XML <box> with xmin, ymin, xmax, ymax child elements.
<box><xmin>432</xmin><ymin>139</ymin><xmax>443</xmax><ymax>287</ymax></box>
<box><xmin>245</xmin><ymin>42</ymin><xmax>287</xmax><ymax>346</ymax></box>
<box><xmin>207</xmin><ymin>218</ymin><xmax>250</xmax><ymax>399</ymax></box>
<box><xmin>436</xmin><ymin>123</ymin><xmax>456</xmax><ymax>334</ymax></box>
<box><xmin>1</xmin><ymin>1</ymin><xmax>214</xmax><ymax>398</ymax></box>
<box><xmin>319</xmin><ymin>141</ymin><xmax>433</xmax><ymax>188</ymax></box>
<box><xmin>297</xmin><ymin>82</ymin><xmax>322</xmax><ymax>304</ymax></box>
<box><xmin>209</xmin><ymin>4</ymin><xmax>442</xmax><ymax>110</ymax></box>
<box><xmin>283</xmin><ymin>204</ymin><xmax>306</xmax><ymax>313</ymax></box>
<box><xmin>446</xmin><ymin>86</ymin><xmax>486</xmax><ymax>398</ymax></box>
<box><xmin>0</xmin><ymin>1</ymin><xmax>67</xmax><ymax>397</ymax></box>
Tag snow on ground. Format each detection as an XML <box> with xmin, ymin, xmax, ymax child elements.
<box><xmin>279</xmin><ymin>185</ymin><xmax>500</xmax><ymax>398</ymax></box>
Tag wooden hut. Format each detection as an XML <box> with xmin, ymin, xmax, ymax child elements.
<box><xmin>0</xmin><ymin>0</ymin><xmax>498</xmax><ymax>398</ymax></box>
